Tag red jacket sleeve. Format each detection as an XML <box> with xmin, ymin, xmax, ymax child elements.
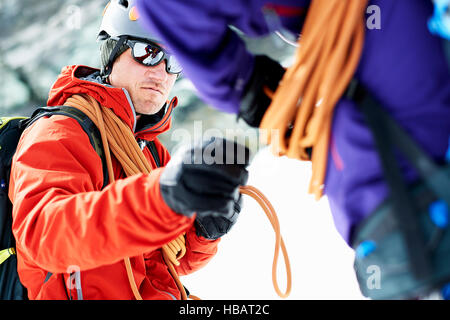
<box><xmin>153</xmin><ymin>138</ymin><xmax>220</xmax><ymax>275</ymax></box>
<box><xmin>175</xmin><ymin>228</ymin><xmax>220</xmax><ymax>276</ymax></box>
<box><xmin>9</xmin><ymin>115</ymin><xmax>194</xmax><ymax>273</ymax></box>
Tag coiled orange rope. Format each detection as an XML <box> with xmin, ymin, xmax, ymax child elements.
<box><xmin>259</xmin><ymin>0</ymin><xmax>367</xmax><ymax>199</ymax></box>
<box><xmin>65</xmin><ymin>94</ymin><xmax>291</xmax><ymax>300</ymax></box>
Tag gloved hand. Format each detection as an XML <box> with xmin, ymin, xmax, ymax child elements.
<box><xmin>194</xmin><ymin>195</ymin><xmax>242</xmax><ymax>240</ymax></box>
<box><xmin>159</xmin><ymin>137</ymin><xmax>250</xmax><ymax>229</ymax></box>
<box><xmin>238</xmin><ymin>55</ymin><xmax>286</xmax><ymax>128</ymax></box>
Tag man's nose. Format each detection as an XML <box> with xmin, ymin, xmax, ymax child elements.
<box><xmin>145</xmin><ymin>60</ymin><xmax>168</xmax><ymax>82</ymax></box>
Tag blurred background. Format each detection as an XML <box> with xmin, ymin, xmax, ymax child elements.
<box><xmin>0</xmin><ymin>0</ymin><xmax>365</xmax><ymax>299</ymax></box>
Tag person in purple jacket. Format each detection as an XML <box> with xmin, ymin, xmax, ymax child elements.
<box><xmin>135</xmin><ymin>0</ymin><xmax>450</xmax><ymax>299</ymax></box>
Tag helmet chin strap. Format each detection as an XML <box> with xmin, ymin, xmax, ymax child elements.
<box><xmin>101</xmin><ymin>35</ymin><xmax>128</xmax><ymax>83</ymax></box>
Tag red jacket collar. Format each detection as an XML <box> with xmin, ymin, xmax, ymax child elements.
<box><xmin>47</xmin><ymin>65</ymin><xmax>176</xmax><ymax>140</ymax></box>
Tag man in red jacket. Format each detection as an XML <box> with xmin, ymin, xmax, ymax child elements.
<box><xmin>8</xmin><ymin>0</ymin><xmax>248</xmax><ymax>300</ymax></box>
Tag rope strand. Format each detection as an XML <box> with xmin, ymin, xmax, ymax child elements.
<box><xmin>239</xmin><ymin>185</ymin><xmax>292</xmax><ymax>298</ymax></box>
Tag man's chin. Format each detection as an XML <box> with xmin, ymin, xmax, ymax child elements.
<box><xmin>135</xmin><ymin>102</ymin><xmax>164</xmax><ymax>115</ymax></box>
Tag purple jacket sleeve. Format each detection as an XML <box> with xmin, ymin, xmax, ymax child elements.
<box><xmin>137</xmin><ymin>0</ymin><xmax>256</xmax><ymax>114</ymax></box>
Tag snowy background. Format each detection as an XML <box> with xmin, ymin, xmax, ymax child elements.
<box><xmin>1</xmin><ymin>0</ymin><xmax>365</xmax><ymax>300</ymax></box>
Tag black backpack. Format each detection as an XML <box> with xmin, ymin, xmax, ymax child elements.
<box><xmin>0</xmin><ymin>106</ymin><xmax>109</xmax><ymax>300</ymax></box>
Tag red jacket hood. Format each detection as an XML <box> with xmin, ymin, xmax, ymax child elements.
<box><xmin>47</xmin><ymin>65</ymin><xmax>176</xmax><ymax>140</ymax></box>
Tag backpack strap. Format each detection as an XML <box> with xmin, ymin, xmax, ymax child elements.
<box><xmin>137</xmin><ymin>138</ymin><xmax>162</xmax><ymax>168</ymax></box>
<box><xmin>346</xmin><ymin>79</ymin><xmax>436</xmax><ymax>280</ymax></box>
<box><xmin>147</xmin><ymin>140</ymin><xmax>162</xmax><ymax>168</ymax></box>
<box><xmin>346</xmin><ymin>80</ymin><xmax>450</xmax><ymax>205</ymax></box>
<box><xmin>22</xmin><ymin>106</ymin><xmax>109</xmax><ymax>189</ymax></box>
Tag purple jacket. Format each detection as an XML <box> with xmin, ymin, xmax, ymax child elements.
<box><xmin>137</xmin><ymin>0</ymin><xmax>450</xmax><ymax>244</ymax></box>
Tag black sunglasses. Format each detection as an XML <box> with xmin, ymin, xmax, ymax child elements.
<box><xmin>125</xmin><ymin>39</ymin><xmax>182</xmax><ymax>75</ymax></box>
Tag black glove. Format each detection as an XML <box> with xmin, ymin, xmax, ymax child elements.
<box><xmin>195</xmin><ymin>194</ymin><xmax>242</xmax><ymax>240</ymax></box>
<box><xmin>238</xmin><ymin>55</ymin><xmax>286</xmax><ymax>128</ymax></box>
<box><xmin>159</xmin><ymin>137</ymin><xmax>250</xmax><ymax>221</ymax></box>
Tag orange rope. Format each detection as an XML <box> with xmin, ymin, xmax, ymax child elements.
<box><xmin>64</xmin><ymin>94</ymin><xmax>291</xmax><ymax>300</ymax></box>
<box><xmin>239</xmin><ymin>185</ymin><xmax>291</xmax><ymax>298</ymax></box>
<box><xmin>259</xmin><ymin>0</ymin><xmax>367</xmax><ymax>199</ymax></box>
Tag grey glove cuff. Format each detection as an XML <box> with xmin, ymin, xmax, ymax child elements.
<box><xmin>195</xmin><ymin>194</ymin><xmax>242</xmax><ymax>240</ymax></box>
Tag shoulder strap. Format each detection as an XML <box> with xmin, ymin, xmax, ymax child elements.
<box><xmin>137</xmin><ymin>138</ymin><xmax>161</xmax><ymax>168</ymax></box>
<box><xmin>147</xmin><ymin>140</ymin><xmax>161</xmax><ymax>168</ymax></box>
<box><xmin>346</xmin><ymin>80</ymin><xmax>450</xmax><ymax>205</ymax></box>
<box><xmin>23</xmin><ymin>106</ymin><xmax>109</xmax><ymax>189</ymax></box>
<box><xmin>346</xmin><ymin>79</ymin><xmax>436</xmax><ymax>280</ymax></box>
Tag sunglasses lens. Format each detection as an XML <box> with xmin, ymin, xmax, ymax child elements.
<box><xmin>166</xmin><ymin>55</ymin><xmax>183</xmax><ymax>74</ymax></box>
<box><xmin>131</xmin><ymin>41</ymin><xmax>182</xmax><ymax>74</ymax></box>
<box><xmin>133</xmin><ymin>42</ymin><xmax>164</xmax><ymax>66</ymax></box>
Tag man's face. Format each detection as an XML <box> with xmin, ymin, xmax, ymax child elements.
<box><xmin>109</xmin><ymin>48</ymin><xmax>177</xmax><ymax>115</ymax></box>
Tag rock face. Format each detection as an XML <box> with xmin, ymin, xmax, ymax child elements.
<box><xmin>0</xmin><ymin>0</ymin><xmax>296</xmax><ymax>153</ymax></box>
